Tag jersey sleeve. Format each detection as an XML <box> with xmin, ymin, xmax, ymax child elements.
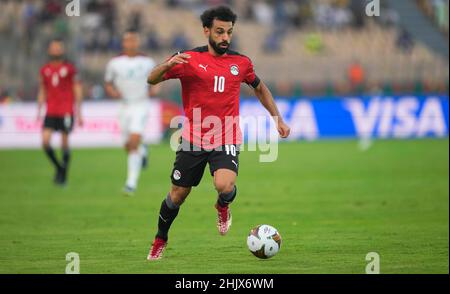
<box><xmin>69</xmin><ymin>63</ymin><xmax>78</xmax><ymax>80</ymax></box>
<box><xmin>104</xmin><ymin>60</ymin><xmax>116</xmax><ymax>83</ymax></box>
<box><xmin>243</xmin><ymin>59</ymin><xmax>261</xmax><ymax>89</ymax></box>
<box><xmin>163</xmin><ymin>53</ymin><xmax>186</xmax><ymax>80</ymax></box>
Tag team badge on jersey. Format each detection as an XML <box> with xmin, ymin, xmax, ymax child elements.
<box><xmin>59</xmin><ymin>67</ymin><xmax>68</xmax><ymax>78</ymax></box>
<box><xmin>230</xmin><ymin>65</ymin><xmax>239</xmax><ymax>76</ymax></box>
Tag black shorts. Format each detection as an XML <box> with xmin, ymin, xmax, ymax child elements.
<box><xmin>170</xmin><ymin>139</ymin><xmax>240</xmax><ymax>187</ymax></box>
<box><xmin>44</xmin><ymin>115</ymin><xmax>74</xmax><ymax>133</ymax></box>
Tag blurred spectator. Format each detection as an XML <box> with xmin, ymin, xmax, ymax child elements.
<box><xmin>396</xmin><ymin>28</ymin><xmax>415</xmax><ymax>54</ymax></box>
<box><xmin>146</xmin><ymin>27</ymin><xmax>163</xmax><ymax>52</ymax></box>
<box><xmin>263</xmin><ymin>30</ymin><xmax>282</xmax><ymax>53</ymax></box>
<box><xmin>40</xmin><ymin>0</ymin><xmax>63</xmax><ymax>22</ymax></box>
<box><xmin>0</xmin><ymin>88</ymin><xmax>12</xmax><ymax>104</ymax></box>
<box><xmin>304</xmin><ymin>33</ymin><xmax>324</xmax><ymax>54</ymax></box>
<box><xmin>253</xmin><ymin>0</ymin><xmax>274</xmax><ymax>26</ymax></box>
<box><xmin>347</xmin><ymin>60</ymin><xmax>366</xmax><ymax>93</ymax></box>
<box><xmin>82</xmin><ymin>0</ymin><xmax>117</xmax><ymax>52</ymax></box>
<box><xmin>377</xmin><ymin>2</ymin><xmax>400</xmax><ymax>27</ymax></box>
<box><xmin>349</xmin><ymin>0</ymin><xmax>365</xmax><ymax>29</ymax></box>
<box><xmin>128</xmin><ymin>11</ymin><xmax>142</xmax><ymax>32</ymax></box>
<box><xmin>20</xmin><ymin>0</ymin><xmax>39</xmax><ymax>55</ymax></box>
<box><xmin>170</xmin><ymin>31</ymin><xmax>192</xmax><ymax>51</ymax></box>
<box><xmin>432</xmin><ymin>0</ymin><xmax>449</xmax><ymax>31</ymax></box>
<box><xmin>314</xmin><ymin>1</ymin><xmax>334</xmax><ymax>29</ymax></box>
<box><xmin>99</xmin><ymin>0</ymin><xmax>117</xmax><ymax>37</ymax></box>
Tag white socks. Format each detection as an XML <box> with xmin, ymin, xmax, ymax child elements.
<box><xmin>138</xmin><ymin>144</ymin><xmax>147</xmax><ymax>158</ymax></box>
<box><xmin>126</xmin><ymin>151</ymin><xmax>142</xmax><ymax>189</ymax></box>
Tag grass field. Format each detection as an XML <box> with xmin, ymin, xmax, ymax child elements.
<box><xmin>0</xmin><ymin>139</ymin><xmax>448</xmax><ymax>274</ymax></box>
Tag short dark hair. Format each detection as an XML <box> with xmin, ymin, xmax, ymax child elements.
<box><xmin>200</xmin><ymin>6</ymin><xmax>237</xmax><ymax>28</ymax></box>
<box><xmin>49</xmin><ymin>37</ymin><xmax>64</xmax><ymax>44</ymax></box>
<box><xmin>124</xmin><ymin>28</ymin><xmax>139</xmax><ymax>35</ymax></box>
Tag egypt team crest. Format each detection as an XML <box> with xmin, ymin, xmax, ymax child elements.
<box><xmin>230</xmin><ymin>65</ymin><xmax>239</xmax><ymax>76</ymax></box>
<box><xmin>59</xmin><ymin>67</ymin><xmax>68</xmax><ymax>77</ymax></box>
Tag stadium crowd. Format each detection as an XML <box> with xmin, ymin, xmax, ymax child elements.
<box><xmin>0</xmin><ymin>0</ymin><xmax>448</xmax><ymax>102</ymax></box>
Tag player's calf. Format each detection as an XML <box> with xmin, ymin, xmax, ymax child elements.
<box><xmin>148</xmin><ymin>190</ymin><xmax>188</xmax><ymax>260</ymax></box>
<box><xmin>215</xmin><ymin>186</ymin><xmax>236</xmax><ymax>235</ymax></box>
<box><xmin>216</xmin><ymin>185</ymin><xmax>237</xmax><ymax>207</ymax></box>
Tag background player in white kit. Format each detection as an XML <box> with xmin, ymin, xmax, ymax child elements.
<box><xmin>104</xmin><ymin>30</ymin><xmax>158</xmax><ymax>196</ymax></box>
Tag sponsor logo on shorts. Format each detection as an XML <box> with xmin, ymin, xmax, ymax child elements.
<box><xmin>173</xmin><ymin>170</ymin><xmax>181</xmax><ymax>181</ymax></box>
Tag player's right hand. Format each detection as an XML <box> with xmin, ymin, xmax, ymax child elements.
<box><xmin>36</xmin><ymin>113</ymin><xmax>42</xmax><ymax>124</ymax></box>
<box><xmin>168</xmin><ymin>53</ymin><xmax>191</xmax><ymax>67</ymax></box>
<box><xmin>77</xmin><ymin>116</ymin><xmax>84</xmax><ymax>127</ymax></box>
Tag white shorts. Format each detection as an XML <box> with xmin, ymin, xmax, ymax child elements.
<box><xmin>119</xmin><ymin>104</ymin><xmax>149</xmax><ymax>143</ymax></box>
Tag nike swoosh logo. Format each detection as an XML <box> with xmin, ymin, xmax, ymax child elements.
<box><xmin>232</xmin><ymin>160</ymin><xmax>238</xmax><ymax>168</ymax></box>
<box><xmin>159</xmin><ymin>214</ymin><xmax>168</xmax><ymax>223</ymax></box>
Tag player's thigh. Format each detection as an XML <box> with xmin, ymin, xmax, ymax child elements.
<box><xmin>58</xmin><ymin>116</ymin><xmax>74</xmax><ymax>147</ymax></box>
<box><xmin>171</xmin><ymin>150</ymin><xmax>208</xmax><ymax>188</ymax></box>
<box><xmin>128</xmin><ymin>108</ymin><xmax>148</xmax><ymax>136</ymax></box>
<box><xmin>209</xmin><ymin>146</ymin><xmax>239</xmax><ymax>193</ymax></box>
<box><xmin>209</xmin><ymin>145</ymin><xmax>239</xmax><ymax>176</ymax></box>
<box><xmin>42</xmin><ymin>128</ymin><xmax>53</xmax><ymax>147</ymax></box>
<box><xmin>61</xmin><ymin>115</ymin><xmax>74</xmax><ymax>134</ymax></box>
<box><xmin>119</xmin><ymin>107</ymin><xmax>131</xmax><ymax>146</ymax></box>
<box><xmin>42</xmin><ymin>116</ymin><xmax>58</xmax><ymax>145</ymax></box>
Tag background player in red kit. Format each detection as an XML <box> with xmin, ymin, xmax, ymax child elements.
<box><xmin>146</xmin><ymin>6</ymin><xmax>290</xmax><ymax>260</ymax></box>
<box><xmin>37</xmin><ymin>39</ymin><xmax>83</xmax><ymax>185</ymax></box>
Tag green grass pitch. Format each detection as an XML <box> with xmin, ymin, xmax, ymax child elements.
<box><xmin>0</xmin><ymin>139</ymin><xmax>448</xmax><ymax>273</ymax></box>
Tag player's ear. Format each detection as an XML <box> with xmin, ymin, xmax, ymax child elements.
<box><xmin>203</xmin><ymin>27</ymin><xmax>210</xmax><ymax>37</ymax></box>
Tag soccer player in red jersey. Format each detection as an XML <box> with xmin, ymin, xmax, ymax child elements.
<box><xmin>37</xmin><ymin>39</ymin><xmax>83</xmax><ymax>185</ymax></box>
<box><xmin>146</xmin><ymin>6</ymin><xmax>290</xmax><ymax>260</ymax></box>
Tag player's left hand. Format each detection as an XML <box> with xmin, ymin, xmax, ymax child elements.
<box><xmin>277</xmin><ymin>120</ymin><xmax>290</xmax><ymax>138</ymax></box>
<box><xmin>77</xmin><ymin>115</ymin><xmax>84</xmax><ymax>127</ymax></box>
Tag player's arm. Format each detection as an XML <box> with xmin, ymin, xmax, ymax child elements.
<box><xmin>253</xmin><ymin>81</ymin><xmax>290</xmax><ymax>138</ymax></box>
<box><xmin>149</xmin><ymin>83</ymin><xmax>161</xmax><ymax>98</ymax></box>
<box><xmin>36</xmin><ymin>77</ymin><xmax>46</xmax><ymax>122</ymax></box>
<box><xmin>147</xmin><ymin>53</ymin><xmax>191</xmax><ymax>85</ymax></box>
<box><xmin>74</xmin><ymin>80</ymin><xmax>83</xmax><ymax>127</ymax></box>
<box><xmin>104</xmin><ymin>61</ymin><xmax>121</xmax><ymax>99</ymax></box>
<box><xmin>104</xmin><ymin>82</ymin><xmax>121</xmax><ymax>99</ymax></box>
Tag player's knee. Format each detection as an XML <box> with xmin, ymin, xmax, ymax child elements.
<box><xmin>62</xmin><ymin>140</ymin><xmax>69</xmax><ymax>150</ymax></box>
<box><xmin>215</xmin><ymin>180</ymin><xmax>235</xmax><ymax>195</ymax></box>
<box><xmin>128</xmin><ymin>142</ymin><xmax>139</xmax><ymax>152</ymax></box>
<box><xmin>42</xmin><ymin>140</ymin><xmax>51</xmax><ymax>149</ymax></box>
<box><xmin>170</xmin><ymin>186</ymin><xmax>191</xmax><ymax>205</ymax></box>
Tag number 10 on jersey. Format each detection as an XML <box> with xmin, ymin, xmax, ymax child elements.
<box><xmin>214</xmin><ymin>76</ymin><xmax>225</xmax><ymax>93</ymax></box>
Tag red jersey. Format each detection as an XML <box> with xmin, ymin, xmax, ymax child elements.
<box><xmin>40</xmin><ymin>61</ymin><xmax>77</xmax><ymax>117</ymax></box>
<box><xmin>163</xmin><ymin>46</ymin><xmax>260</xmax><ymax>149</ymax></box>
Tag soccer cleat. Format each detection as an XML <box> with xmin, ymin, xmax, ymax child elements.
<box><xmin>60</xmin><ymin>167</ymin><xmax>67</xmax><ymax>185</ymax></box>
<box><xmin>147</xmin><ymin>237</ymin><xmax>167</xmax><ymax>260</ymax></box>
<box><xmin>54</xmin><ymin>167</ymin><xmax>66</xmax><ymax>186</ymax></box>
<box><xmin>215</xmin><ymin>203</ymin><xmax>232</xmax><ymax>235</ymax></box>
<box><xmin>122</xmin><ymin>186</ymin><xmax>136</xmax><ymax>197</ymax></box>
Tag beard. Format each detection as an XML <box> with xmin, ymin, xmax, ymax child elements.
<box><xmin>209</xmin><ymin>36</ymin><xmax>230</xmax><ymax>55</ymax></box>
<box><xmin>49</xmin><ymin>54</ymin><xmax>64</xmax><ymax>61</ymax></box>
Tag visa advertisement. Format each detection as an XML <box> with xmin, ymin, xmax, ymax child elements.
<box><xmin>0</xmin><ymin>95</ymin><xmax>448</xmax><ymax>148</ymax></box>
<box><xmin>240</xmin><ymin>95</ymin><xmax>449</xmax><ymax>141</ymax></box>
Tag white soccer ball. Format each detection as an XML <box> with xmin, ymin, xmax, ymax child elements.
<box><xmin>247</xmin><ymin>224</ymin><xmax>282</xmax><ymax>259</ymax></box>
